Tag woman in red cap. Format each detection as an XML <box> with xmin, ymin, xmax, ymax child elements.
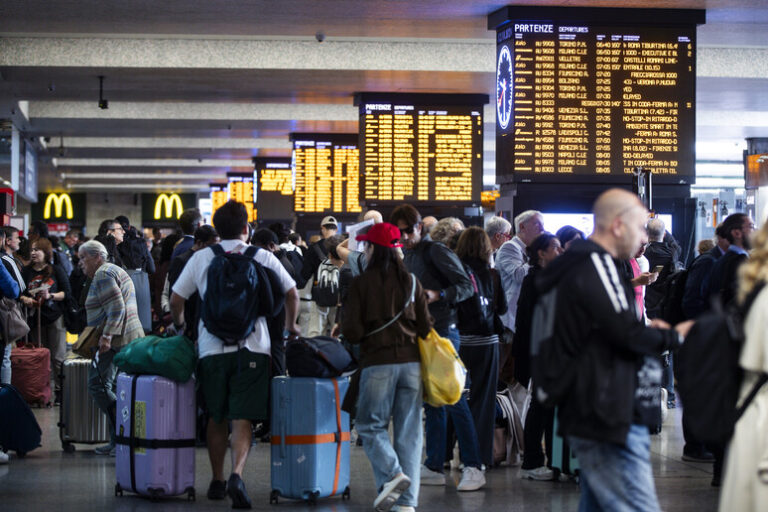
<box><xmin>342</xmin><ymin>222</ymin><xmax>433</xmax><ymax>512</ymax></box>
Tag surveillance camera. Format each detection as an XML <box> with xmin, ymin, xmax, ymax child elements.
<box><xmin>315</xmin><ymin>31</ymin><xmax>325</xmax><ymax>43</ymax></box>
<box><xmin>48</xmin><ymin>83</ymin><xmax>55</xmax><ymax>92</ymax></box>
<box><xmin>44</xmin><ymin>136</ymin><xmax>51</xmax><ymax>143</ymax></box>
<box><xmin>98</xmin><ymin>99</ymin><xmax>109</xmax><ymax>110</ymax></box>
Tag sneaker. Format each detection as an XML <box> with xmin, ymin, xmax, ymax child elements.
<box><xmin>0</xmin><ymin>451</ymin><xmax>8</xmax><ymax>464</ymax></box>
<box><xmin>457</xmin><ymin>466</ymin><xmax>486</xmax><ymax>491</ymax></box>
<box><xmin>520</xmin><ymin>466</ymin><xmax>555</xmax><ymax>481</ymax></box>
<box><xmin>392</xmin><ymin>506</ymin><xmax>415</xmax><ymax>512</ymax></box>
<box><xmin>373</xmin><ymin>473</ymin><xmax>411</xmax><ymax>512</ymax></box>
<box><xmin>207</xmin><ymin>479</ymin><xmax>227</xmax><ymax>500</ymax></box>
<box><xmin>420</xmin><ymin>464</ymin><xmax>446</xmax><ymax>486</ymax></box>
<box><xmin>682</xmin><ymin>450</ymin><xmax>715</xmax><ymax>463</ymax></box>
<box><xmin>94</xmin><ymin>443</ymin><xmax>115</xmax><ymax>456</ymax></box>
<box><xmin>667</xmin><ymin>400</ymin><xmax>677</xmax><ymax>409</ymax></box>
<box><xmin>227</xmin><ymin>473</ymin><xmax>252</xmax><ymax>509</ymax></box>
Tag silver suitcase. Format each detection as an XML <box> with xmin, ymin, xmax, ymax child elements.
<box><xmin>59</xmin><ymin>358</ymin><xmax>110</xmax><ymax>452</ymax></box>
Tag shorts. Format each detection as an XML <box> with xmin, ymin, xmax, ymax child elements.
<box><xmin>197</xmin><ymin>349</ymin><xmax>270</xmax><ymax>423</ymax></box>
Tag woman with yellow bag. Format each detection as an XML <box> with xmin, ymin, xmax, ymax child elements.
<box><xmin>342</xmin><ymin>222</ymin><xmax>433</xmax><ymax>512</ymax></box>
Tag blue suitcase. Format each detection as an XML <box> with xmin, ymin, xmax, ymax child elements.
<box><xmin>0</xmin><ymin>383</ymin><xmax>42</xmax><ymax>457</ymax></box>
<box><xmin>270</xmin><ymin>376</ymin><xmax>351</xmax><ymax>504</ymax></box>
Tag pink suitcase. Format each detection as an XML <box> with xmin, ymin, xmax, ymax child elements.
<box><xmin>114</xmin><ymin>373</ymin><xmax>196</xmax><ymax>500</ymax></box>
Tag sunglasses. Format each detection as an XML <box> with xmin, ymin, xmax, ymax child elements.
<box><xmin>401</xmin><ymin>223</ymin><xmax>419</xmax><ymax>235</ymax></box>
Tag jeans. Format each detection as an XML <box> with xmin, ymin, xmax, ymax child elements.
<box><xmin>356</xmin><ymin>362</ymin><xmax>423</xmax><ymax>507</ymax></box>
<box><xmin>459</xmin><ymin>342</ymin><xmax>499</xmax><ymax>468</ymax></box>
<box><xmin>1</xmin><ymin>343</ymin><xmax>11</xmax><ymax>384</ymax></box>
<box><xmin>87</xmin><ymin>348</ymin><xmax>120</xmax><ymax>445</ymax></box>
<box><xmin>424</xmin><ymin>327</ymin><xmax>482</xmax><ymax>470</ymax></box>
<box><xmin>568</xmin><ymin>424</ymin><xmax>661</xmax><ymax>512</ymax></box>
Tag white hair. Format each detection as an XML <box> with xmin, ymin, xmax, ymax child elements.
<box><xmin>514</xmin><ymin>210</ymin><xmax>542</xmax><ymax>234</ymax></box>
<box><xmin>485</xmin><ymin>216</ymin><xmax>512</xmax><ymax>238</ymax></box>
<box><xmin>78</xmin><ymin>239</ymin><xmax>108</xmax><ymax>261</ymax></box>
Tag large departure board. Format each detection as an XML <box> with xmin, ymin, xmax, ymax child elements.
<box><xmin>227</xmin><ymin>173</ymin><xmax>256</xmax><ymax>222</ymax></box>
<box><xmin>355</xmin><ymin>93</ymin><xmax>487</xmax><ymax>205</ymax></box>
<box><xmin>291</xmin><ymin>134</ymin><xmax>362</xmax><ymax>214</ymax></box>
<box><xmin>253</xmin><ymin>157</ymin><xmax>294</xmax><ymax>221</ymax></box>
<box><xmin>489</xmin><ymin>7</ymin><xmax>705</xmax><ymax>184</ymax></box>
<box><xmin>210</xmin><ymin>183</ymin><xmax>228</xmax><ymax>217</ymax></box>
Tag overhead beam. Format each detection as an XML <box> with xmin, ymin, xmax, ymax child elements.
<box><xmin>47</xmin><ymin>136</ymin><xmax>292</xmax><ymax>149</ymax></box>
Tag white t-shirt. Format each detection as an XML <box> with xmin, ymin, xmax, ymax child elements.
<box><xmin>172</xmin><ymin>239</ymin><xmax>296</xmax><ymax>358</ymax></box>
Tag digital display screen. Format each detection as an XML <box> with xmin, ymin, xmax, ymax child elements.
<box><xmin>493</xmin><ymin>9</ymin><xmax>700</xmax><ymax>184</ymax></box>
<box><xmin>356</xmin><ymin>93</ymin><xmax>486</xmax><ymax>205</ymax></box>
<box><xmin>227</xmin><ymin>173</ymin><xmax>256</xmax><ymax>222</ymax></box>
<box><xmin>210</xmin><ymin>183</ymin><xmax>228</xmax><ymax>217</ymax></box>
<box><xmin>253</xmin><ymin>157</ymin><xmax>294</xmax><ymax>221</ymax></box>
<box><xmin>291</xmin><ymin>134</ymin><xmax>362</xmax><ymax>214</ymax></box>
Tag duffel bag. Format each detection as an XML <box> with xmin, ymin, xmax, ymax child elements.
<box><xmin>113</xmin><ymin>334</ymin><xmax>196</xmax><ymax>382</ymax></box>
<box><xmin>286</xmin><ymin>336</ymin><xmax>357</xmax><ymax>378</ymax></box>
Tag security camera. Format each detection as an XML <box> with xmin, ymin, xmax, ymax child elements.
<box><xmin>44</xmin><ymin>136</ymin><xmax>51</xmax><ymax>143</ymax></box>
<box><xmin>48</xmin><ymin>83</ymin><xmax>55</xmax><ymax>92</ymax></box>
<box><xmin>315</xmin><ymin>31</ymin><xmax>325</xmax><ymax>43</ymax></box>
<box><xmin>99</xmin><ymin>99</ymin><xmax>109</xmax><ymax>110</ymax></box>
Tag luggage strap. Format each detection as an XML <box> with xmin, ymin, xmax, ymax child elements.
<box><xmin>115</xmin><ymin>436</ymin><xmax>196</xmax><ymax>449</ymax></box>
<box><xmin>129</xmin><ymin>375</ymin><xmax>138</xmax><ymax>494</ymax></box>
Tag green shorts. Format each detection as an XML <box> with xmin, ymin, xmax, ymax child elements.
<box><xmin>197</xmin><ymin>349</ymin><xmax>270</xmax><ymax>423</ymax></box>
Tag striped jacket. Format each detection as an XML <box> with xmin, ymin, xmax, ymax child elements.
<box><xmin>85</xmin><ymin>262</ymin><xmax>144</xmax><ymax>347</ymax></box>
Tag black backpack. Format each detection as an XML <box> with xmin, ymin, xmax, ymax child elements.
<box><xmin>285</xmin><ymin>336</ymin><xmax>357</xmax><ymax>378</ymax></box>
<box><xmin>457</xmin><ymin>264</ymin><xmax>495</xmax><ymax>335</ymax></box>
<box><xmin>311</xmin><ymin>258</ymin><xmax>340</xmax><ymax>307</ymax></box>
<box><xmin>658</xmin><ymin>269</ymin><xmax>689</xmax><ymax>324</ymax></box>
<box><xmin>201</xmin><ymin>244</ymin><xmax>284</xmax><ymax>345</ymax></box>
<box><xmin>676</xmin><ymin>281</ymin><xmax>767</xmax><ymax>444</ymax></box>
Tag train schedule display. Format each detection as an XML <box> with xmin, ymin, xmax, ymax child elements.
<box><xmin>227</xmin><ymin>173</ymin><xmax>256</xmax><ymax>222</ymax></box>
<box><xmin>490</xmin><ymin>7</ymin><xmax>705</xmax><ymax>184</ymax></box>
<box><xmin>210</xmin><ymin>183</ymin><xmax>228</xmax><ymax>216</ymax></box>
<box><xmin>253</xmin><ymin>157</ymin><xmax>294</xmax><ymax>220</ymax></box>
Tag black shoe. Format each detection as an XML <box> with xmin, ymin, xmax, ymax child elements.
<box><xmin>207</xmin><ymin>479</ymin><xmax>227</xmax><ymax>500</ymax></box>
<box><xmin>682</xmin><ymin>450</ymin><xmax>715</xmax><ymax>463</ymax></box>
<box><xmin>227</xmin><ymin>473</ymin><xmax>252</xmax><ymax>509</ymax></box>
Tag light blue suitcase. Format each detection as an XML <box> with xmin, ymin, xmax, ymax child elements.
<box><xmin>270</xmin><ymin>376</ymin><xmax>351</xmax><ymax>504</ymax></box>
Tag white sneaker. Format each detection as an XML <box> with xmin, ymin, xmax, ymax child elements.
<box><xmin>0</xmin><ymin>451</ymin><xmax>8</xmax><ymax>464</ymax></box>
<box><xmin>373</xmin><ymin>473</ymin><xmax>411</xmax><ymax>512</ymax></box>
<box><xmin>520</xmin><ymin>466</ymin><xmax>554</xmax><ymax>481</ymax></box>
<box><xmin>456</xmin><ymin>466</ymin><xmax>486</xmax><ymax>491</ymax></box>
<box><xmin>420</xmin><ymin>464</ymin><xmax>446</xmax><ymax>486</ymax></box>
<box><xmin>392</xmin><ymin>507</ymin><xmax>415</xmax><ymax>512</ymax></box>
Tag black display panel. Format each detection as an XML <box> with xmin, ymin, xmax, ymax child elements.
<box><xmin>226</xmin><ymin>173</ymin><xmax>256</xmax><ymax>222</ymax></box>
<box><xmin>253</xmin><ymin>157</ymin><xmax>294</xmax><ymax>221</ymax></box>
<box><xmin>355</xmin><ymin>93</ymin><xmax>487</xmax><ymax>205</ymax></box>
<box><xmin>490</xmin><ymin>7</ymin><xmax>705</xmax><ymax>184</ymax></box>
<box><xmin>290</xmin><ymin>133</ymin><xmax>361</xmax><ymax>214</ymax></box>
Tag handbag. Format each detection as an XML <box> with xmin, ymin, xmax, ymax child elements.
<box><xmin>418</xmin><ymin>328</ymin><xmax>467</xmax><ymax>407</ymax></box>
<box><xmin>0</xmin><ymin>297</ymin><xmax>30</xmax><ymax>346</ymax></box>
<box><xmin>285</xmin><ymin>336</ymin><xmax>357</xmax><ymax>378</ymax></box>
<box><xmin>72</xmin><ymin>324</ymin><xmax>104</xmax><ymax>358</ymax></box>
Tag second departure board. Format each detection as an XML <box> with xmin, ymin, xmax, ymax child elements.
<box><xmin>227</xmin><ymin>173</ymin><xmax>257</xmax><ymax>222</ymax></box>
<box><xmin>253</xmin><ymin>157</ymin><xmax>295</xmax><ymax>221</ymax></box>
<box><xmin>210</xmin><ymin>184</ymin><xmax>228</xmax><ymax>216</ymax></box>
<box><xmin>291</xmin><ymin>134</ymin><xmax>362</xmax><ymax>214</ymax></box>
<box><xmin>490</xmin><ymin>7</ymin><xmax>705</xmax><ymax>184</ymax></box>
<box><xmin>355</xmin><ymin>93</ymin><xmax>487</xmax><ymax>205</ymax></box>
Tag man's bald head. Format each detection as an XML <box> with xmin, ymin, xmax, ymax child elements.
<box><xmin>593</xmin><ymin>189</ymin><xmax>645</xmax><ymax>233</ymax></box>
<box><xmin>363</xmin><ymin>209</ymin><xmax>383</xmax><ymax>224</ymax></box>
<box><xmin>591</xmin><ymin>189</ymin><xmax>649</xmax><ymax>259</ymax></box>
<box><xmin>422</xmin><ymin>216</ymin><xmax>438</xmax><ymax>234</ymax></box>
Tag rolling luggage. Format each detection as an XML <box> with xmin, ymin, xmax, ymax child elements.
<box><xmin>10</xmin><ymin>343</ymin><xmax>52</xmax><ymax>407</ymax></box>
<box><xmin>270</xmin><ymin>376</ymin><xmax>351</xmax><ymax>504</ymax></box>
<box><xmin>551</xmin><ymin>410</ymin><xmax>579</xmax><ymax>480</ymax></box>
<box><xmin>58</xmin><ymin>358</ymin><xmax>110</xmax><ymax>452</ymax></box>
<box><xmin>0</xmin><ymin>383</ymin><xmax>42</xmax><ymax>457</ymax></box>
<box><xmin>114</xmin><ymin>373</ymin><xmax>196</xmax><ymax>500</ymax></box>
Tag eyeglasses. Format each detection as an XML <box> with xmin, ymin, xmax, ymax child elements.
<box><xmin>401</xmin><ymin>224</ymin><xmax>418</xmax><ymax>235</ymax></box>
<box><xmin>499</xmin><ymin>232</ymin><xmax>512</xmax><ymax>240</ymax></box>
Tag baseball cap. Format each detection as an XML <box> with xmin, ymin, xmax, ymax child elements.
<box><xmin>321</xmin><ymin>216</ymin><xmax>338</xmax><ymax>228</ymax></box>
<box><xmin>356</xmin><ymin>222</ymin><xmax>403</xmax><ymax>248</ymax></box>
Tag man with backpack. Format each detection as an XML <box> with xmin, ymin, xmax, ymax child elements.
<box><xmin>170</xmin><ymin>200</ymin><xmax>299</xmax><ymax>509</ymax></box>
<box><xmin>298</xmin><ymin>216</ymin><xmax>338</xmax><ymax>335</ymax></box>
<box><xmin>531</xmin><ymin>189</ymin><xmax>692</xmax><ymax>512</ymax></box>
<box><xmin>307</xmin><ymin>234</ymin><xmax>344</xmax><ymax>337</ymax></box>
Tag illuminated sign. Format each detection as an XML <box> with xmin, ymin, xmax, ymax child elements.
<box><xmin>496</xmin><ymin>45</ymin><xmax>513</xmax><ymax>130</ymax></box>
<box><xmin>210</xmin><ymin>184</ymin><xmax>228</xmax><ymax>216</ymax></box>
<box><xmin>154</xmin><ymin>193</ymin><xmax>183</xmax><ymax>220</ymax></box>
<box><xmin>43</xmin><ymin>193</ymin><xmax>73</xmax><ymax>220</ymax></box>
<box><xmin>253</xmin><ymin>157</ymin><xmax>294</xmax><ymax>220</ymax></box>
<box><xmin>227</xmin><ymin>173</ymin><xmax>257</xmax><ymax>222</ymax></box>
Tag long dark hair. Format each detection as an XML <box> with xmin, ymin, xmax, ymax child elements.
<box><xmin>526</xmin><ymin>232</ymin><xmax>558</xmax><ymax>268</ymax></box>
<box><xmin>366</xmin><ymin>243</ymin><xmax>410</xmax><ymax>288</ymax></box>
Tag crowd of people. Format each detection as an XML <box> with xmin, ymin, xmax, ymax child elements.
<box><xmin>1</xmin><ymin>192</ymin><xmax>766</xmax><ymax>512</ymax></box>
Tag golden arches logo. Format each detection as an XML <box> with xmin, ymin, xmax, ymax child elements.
<box><xmin>154</xmin><ymin>193</ymin><xmax>183</xmax><ymax>220</ymax></box>
<box><xmin>43</xmin><ymin>193</ymin><xmax>73</xmax><ymax>220</ymax></box>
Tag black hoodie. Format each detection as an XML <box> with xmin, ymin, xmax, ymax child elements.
<box><xmin>534</xmin><ymin>239</ymin><xmax>681</xmax><ymax>445</ymax></box>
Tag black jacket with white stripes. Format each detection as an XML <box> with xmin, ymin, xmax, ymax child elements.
<box><xmin>535</xmin><ymin>239</ymin><xmax>681</xmax><ymax>445</ymax></box>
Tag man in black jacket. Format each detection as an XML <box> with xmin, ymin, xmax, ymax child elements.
<box><xmin>537</xmin><ymin>189</ymin><xmax>691</xmax><ymax>511</ymax></box>
<box><xmin>391</xmin><ymin>204</ymin><xmax>486</xmax><ymax>492</ymax></box>
<box><xmin>706</xmin><ymin>212</ymin><xmax>753</xmax><ymax>308</ymax></box>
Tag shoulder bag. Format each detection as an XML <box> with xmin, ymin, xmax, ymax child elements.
<box><xmin>0</xmin><ymin>297</ymin><xmax>30</xmax><ymax>346</ymax></box>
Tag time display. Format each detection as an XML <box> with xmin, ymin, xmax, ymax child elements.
<box><xmin>496</xmin><ymin>44</ymin><xmax>513</xmax><ymax>130</ymax></box>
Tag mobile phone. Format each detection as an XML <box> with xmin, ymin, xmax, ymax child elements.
<box><xmin>652</xmin><ymin>265</ymin><xmax>664</xmax><ymax>274</ymax></box>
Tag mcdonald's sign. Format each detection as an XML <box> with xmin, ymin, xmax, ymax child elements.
<box><xmin>154</xmin><ymin>193</ymin><xmax>184</xmax><ymax>220</ymax></box>
<box><xmin>43</xmin><ymin>193</ymin><xmax>74</xmax><ymax>220</ymax></box>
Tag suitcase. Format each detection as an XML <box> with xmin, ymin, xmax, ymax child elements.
<box><xmin>10</xmin><ymin>343</ymin><xmax>52</xmax><ymax>407</ymax></box>
<box><xmin>270</xmin><ymin>376</ymin><xmax>351</xmax><ymax>504</ymax></box>
<box><xmin>551</xmin><ymin>410</ymin><xmax>580</xmax><ymax>480</ymax></box>
<box><xmin>114</xmin><ymin>373</ymin><xmax>196</xmax><ymax>501</ymax></box>
<box><xmin>58</xmin><ymin>358</ymin><xmax>110</xmax><ymax>452</ymax></box>
<box><xmin>0</xmin><ymin>383</ymin><xmax>42</xmax><ymax>457</ymax></box>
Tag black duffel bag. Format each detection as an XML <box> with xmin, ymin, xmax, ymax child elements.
<box><xmin>286</xmin><ymin>336</ymin><xmax>357</xmax><ymax>378</ymax></box>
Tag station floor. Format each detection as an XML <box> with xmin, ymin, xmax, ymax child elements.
<box><xmin>0</xmin><ymin>403</ymin><xmax>721</xmax><ymax>512</ymax></box>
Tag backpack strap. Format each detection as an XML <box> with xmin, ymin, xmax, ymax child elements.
<box><xmin>243</xmin><ymin>245</ymin><xmax>258</xmax><ymax>259</ymax></box>
<box><xmin>364</xmin><ymin>273</ymin><xmax>417</xmax><ymax>338</ymax></box>
<box><xmin>211</xmin><ymin>244</ymin><xmax>225</xmax><ymax>256</ymax></box>
<box><xmin>735</xmin><ymin>373</ymin><xmax>768</xmax><ymax>423</ymax></box>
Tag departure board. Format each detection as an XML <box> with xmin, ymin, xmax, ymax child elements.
<box><xmin>210</xmin><ymin>184</ymin><xmax>228</xmax><ymax>216</ymax></box>
<box><xmin>227</xmin><ymin>173</ymin><xmax>257</xmax><ymax>222</ymax></box>
<box><xmin>489</xmin><ymin>7</ymin><xmax>705</xmax><ymax>184</ymax></box>
<box><xmin>291</xmin><ymin>134</ymin><xmax>362</xmax><ymax>214</ymax></box>
<box><xmin>253</xmin><ymin>157</ymin><xmax>294</xmax><ymax>221</ymax></box>
<box><xmin>355</xmin><ymin>93</ymin><xmax>487</xmax><ymax>205</ymax></box>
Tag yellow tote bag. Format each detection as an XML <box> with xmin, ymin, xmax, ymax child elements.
<box><xmin>418</xmin><ymin>328</ymin><xmax>467</xmax><ymax>407</ymax></box>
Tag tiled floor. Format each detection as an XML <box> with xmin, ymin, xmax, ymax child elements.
<box><xmin>0</xmin><ymin>403</ymin><xmax>720</xmax><ymax>511</ymax></box>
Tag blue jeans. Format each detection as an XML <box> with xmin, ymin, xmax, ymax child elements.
<box><xmin>424</xmin><ymin>326</ymin><xmax>482</xmax><ymax>470</ymax></box>
<box><xmin>87</xmin><ymin>348</ymin><xmax>120</xmax><ymax>445</ymax></box>
<box><xmin>568</xmin><ymin>424</ymin><xmax>661</xmax><ymax>512</ymax></box>
<box><xmin>356</xmin><ymin>362</ymin><xmax>423</xmax><ymax>507</ymax></box>
<box><xmin>1</xmin><ymin>343</ymin><xmax>11</xmax><ymax>385</ymax></box>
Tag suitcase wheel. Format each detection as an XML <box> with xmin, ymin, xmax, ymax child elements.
<box><xmin>270</xmin><ymin>490</ymin><xmax>279</xmax><ymax>505</ymax></box>
<box><xmin>148</xmin><ymin>488</ymin><xmax>163</xmax><ymax>501</ymax></box>
<box><xmin>307</xmin><ymin>491</ymin><xmax>319</xmax><ymax>506</ymax></box>
<box><xmin>342</xmin><ymin>486</ymin><xmax>350</xmax><ymax>500</ymax></box>
<box><xmin>186</xmin><ymin>487</ymin><xmax>196</xmax><ymax>501</ymax></box>
<box><xmin>115</xmin><ymin>484</ymin><xmax>123</xmax><ymax>497</ymax></box>
<box><xmin>16</xmin><ymin>451</ymin><xmax>26</xmax><ymax>459</ymax></box>
<box><xmin>62</xmin><ymin>442</ymin><xmax>75</xmax><ymax>454</ymax></box>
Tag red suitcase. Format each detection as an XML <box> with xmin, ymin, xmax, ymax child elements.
<box><xmin>10</xmin><ymin>305</ymin><xmax>51</xmax><ymax>407</ymax></box>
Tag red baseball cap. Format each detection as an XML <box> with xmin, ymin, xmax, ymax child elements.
<box><xmin>356</xmin><ymin>222</ymin><xmax>403</xmax><ymax>248</ymax></box>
